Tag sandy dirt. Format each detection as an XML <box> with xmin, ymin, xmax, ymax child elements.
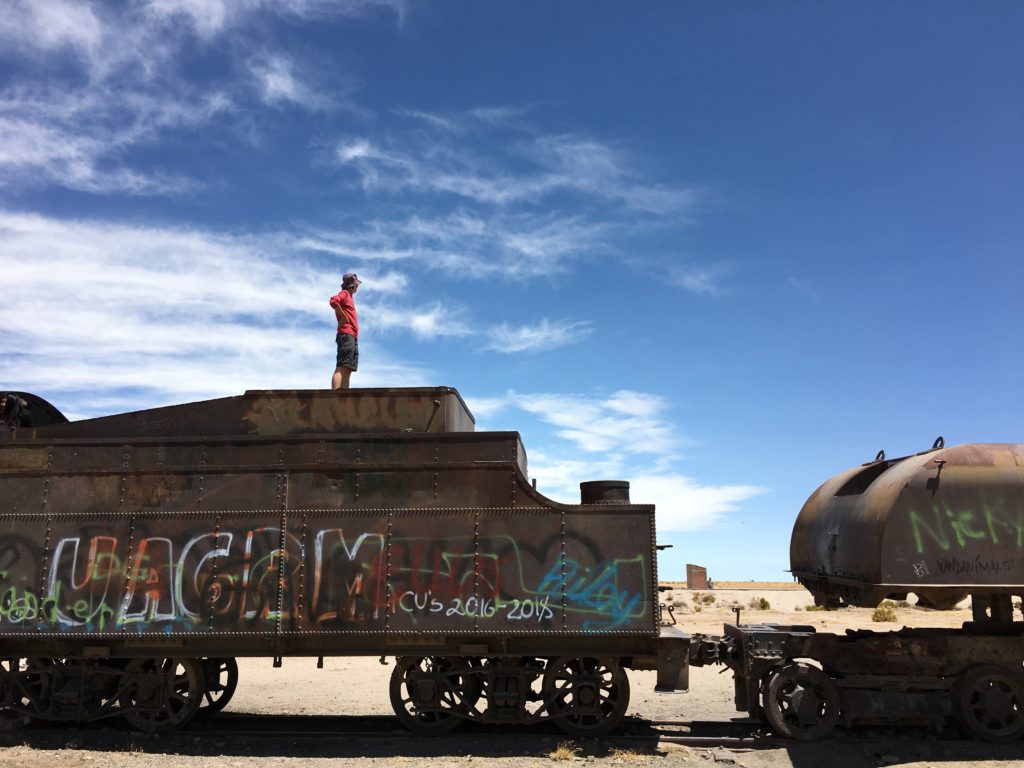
<box><xmin>1</xmin><ymin>587</ymin><xmax>1019</xmax><ymax>768</ymax></box>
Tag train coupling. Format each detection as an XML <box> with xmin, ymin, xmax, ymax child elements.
<box><xmin>655</xmin><ymin>626</ymin><xmax>691</xmax><ymax>692</ymax></box>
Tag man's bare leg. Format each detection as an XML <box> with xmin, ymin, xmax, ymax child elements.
<box><xmin>332</xmin><ymin>366</ymin><xmax>352</xmax><ymax>390</ymax></box>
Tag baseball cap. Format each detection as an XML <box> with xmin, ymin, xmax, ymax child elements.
<box><xmin>342</xmin><ymin>272</ymin><xmax>362</xmax><ymax>288</ymax></box>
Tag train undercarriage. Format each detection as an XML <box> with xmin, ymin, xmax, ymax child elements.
<box><xmin>0</xmin><ymin>656</ymin><xmax>238</xmax><ymax>731</ymax></box>
<box><xmin>4</xmin><ymin>618</ymin><xmax>1022</xmax><ymax>742</ymax></box>
<box><xmin>0</xmin><ymin>653</ymin><xmax>639</xmax><ymax>736</ymax></box>
<box><xmin>690</xmin><ymin>619</ymin><xmax>1024</xmax><ymax>743</ymax></box>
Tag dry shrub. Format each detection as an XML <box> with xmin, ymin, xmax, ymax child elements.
<box><xmin>872</xmin><ymin>600</ymin><xmax>899</xmax><ymax>622</ymax></box>
<box><xmin>549</xmin><ymin>742</ymin><xmax>581</xmax><ymax>761</ymax></box>
<box><xmin>748</xmin><ymin>596</ymin><xmax>770</xmax><ymax>610</ymax></box>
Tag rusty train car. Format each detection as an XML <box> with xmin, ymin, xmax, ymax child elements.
<box><xmin>2</xmin><ymin>388</ymin><xmax>1023</xmax><ymax>741</ymax></box>
<box><xmin>0</xmin><ymin>388</ymin><xmax>687</xmax><ymax>734</ymax></box>
<box><xmin>688</xmin><ymin>440</ymin><xmax>1024</xmax><ymax>743</ymax></box>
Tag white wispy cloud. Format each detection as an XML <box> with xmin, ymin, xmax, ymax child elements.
<box><xmin>303</xmin><ymin>212</ymin><xmax>610</xmax><ymax>280</ymax></box>
<box><xmin>0</xmin><ymin>118</ymin><xmax>196</xmax><ymax>196</ymax></box>
<box><xmin>0</xmin><ymin>211</ymin><xmax>441</xmax><ymax>415</ymax></box>
<box><xmin>333</xmin><ymin>122</ymin><xmax>699</xmax><ymax>214</ymax></box>
<box><xmin>627</xmin><ymin>474</ymin><xmax>766</xmax><ymax>532</ymax></box>
<box><xmin>247</xmin><ymin>52</ymin><xmax>352</xmax><ymax>112</ymax></box>
<box><xmin>0</xmin><ymin>211</ymin><xmax>593</xmax><ymax>417</ymax></box>
<box><xmin>371</xmin><ymin>303</ymin><xmax>473</xmax><ymax>338</ymax></box>
<box><xmin>664</xmin><ymin>262</ymin><xmax>728</xmax><ymax>296</ymax></box>
<box><xmin>0</xmin><ymin>0</ymin><xmax>390</xmax><ymax>195</ymax></box>
<box><xmin>147</xmin><ymin>0</ymin><xmax>405</xmax><ymax>39</ymax></box>
<box><xmin>514</xmin><ymin>390</ymin><xmax>677</xmax><ymax>455</ymax></box>
<box><xmin>484</xmin><ymin>319</ymin><xmax>592</xmax><ymax>353</ymax></box>
<box><xmin>0</xmin><ymin>0</ymin><xmax>104</xmax><ymax>56</ymax></box>
<box><xmin>249</xmin><ymin>54</ymin><xmax>330</xmax><ymax>110</ymax></box>
<box><xmin>466</xmin><ymin>390</ymin><xmax>765</xmax><ymax>531</ymax></box>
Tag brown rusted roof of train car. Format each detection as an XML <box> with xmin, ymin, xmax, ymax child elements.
<box><xmin>21</xmin><ymin>387</ymin><xmax>476</xmax><ymax>439</ymax></box>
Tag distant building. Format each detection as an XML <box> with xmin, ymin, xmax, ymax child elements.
<box><xmin>686</xmin><ymin>563</ymin><xmax>708</xmax><ymax>590</ymax></box>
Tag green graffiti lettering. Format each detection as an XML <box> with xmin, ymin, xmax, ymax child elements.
<box><xmin>983</xmin><ymin>504</ymin><xmax>1024</xmax><ymax>548</ymax></box>
<box><xmin>910</xmin><ymin>508</ymin><xmax>951</xmax><ymax>554</ymax></box>
<box><xmin>910</xmin><ymin>503</ymin><xmax>1024</xmax><ymax>555</ymax></box>
<box><xmin>947</xmin><ymin>508</ymin><xmax>989</xmax><ymax>549</ymax></box>
<box><xmin>72</xmin><ymin>599</ymin><xmax>91</xmax><ymax>621</ymax></box>
<box><xmin>92</xmin><ymin>552</ymin><xmax>120</xmax><ymax>580</ymax></box>
<box><xmin>39</xmin><ymin>582</ymin><xmax>61</xmax><ymax>624</ymax></box>
<box><xmin>0</xmin><ymin>586</ymin><xmax>39</xmax><ymax>623</ymax></box>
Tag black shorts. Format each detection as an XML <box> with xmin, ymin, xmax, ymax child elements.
<box><xmin>336</xmin><ymin>333</ymin><xmax>359</xmax><ymax>371</ymax></box>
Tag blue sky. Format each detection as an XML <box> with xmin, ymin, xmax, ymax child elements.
<box><xmin>2</xmin><ymin>1</ymin><xmax>1021</xmax><ymax>581</ymax></box>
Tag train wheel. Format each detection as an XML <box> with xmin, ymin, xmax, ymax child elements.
<box><xmin>762</xmin><ymin>663</ymin><xmax>840</xmax><ymax>740</ymax></box>
<box><xmin>954</xmin><ymin>664</ymin><xmax>1024</xmax><ymax>742</ymax></box>
<box><xmin>118</xmin><ymin>658</ymin><xmax>204</xmax><ymax>732</ymax></box>
<box><xmin>0</xmin><ymin>659</ymin><xmax>31</xmax><ymax>729</ymax></box>
<box><xmin>389</xmin><ymin>656</ymin><xmax>476</xmax><ymax>733</ymax></box>
<box><xmin>541</xmin><ymin>656</ymin><xmax>629</xmax><ymax>736</ymax></box>
<box><xmin>198</xmin><ymin>658</ymin><xmax>239</xmax><ymax>716</ymax></box>
<box><xmin>0</xmin><ymin>658</ymin><xmax>51</xmax><ymax>729</ymax></box>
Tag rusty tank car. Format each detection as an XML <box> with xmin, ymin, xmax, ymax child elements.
<box><xmin>0</xmin><ymin>387</ymin><xmax>689</xmax><ymax>734</ymax></box>
<box><xmin>791</xmin><ymin>440</ymin><xmax>1024</xmax><ymax>618</ymax></box>
<box><xmin>686</xmin><ymin>440</ymin><xmax>1024</xmax><ymax>743</ymax></box>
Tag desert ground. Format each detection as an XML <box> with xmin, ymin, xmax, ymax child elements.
<box><xmin>1</xmin><ymin>584</ymin><xmax>1020</xmax><ymax>768</ymax></box>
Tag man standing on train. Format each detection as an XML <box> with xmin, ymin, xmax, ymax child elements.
<box><xmin>330</xmin><ymin>272</ymin><xmax>361</xmax><ymax>390</ymax></box>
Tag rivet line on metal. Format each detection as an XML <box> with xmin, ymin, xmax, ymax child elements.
<box><xmin>473</xmin><ymin>508</ymin><xmax>481</xmax><ymax>632</ymax></box>
<box><xmin>198</xmin><ymin>450</ymin><xmax>207</xmax><ymax>507</ymax></box>
<box><xmin>36</xmin><ymin>513</ymin><xmax>52</xmax><ymax>632</ymax></box>
<box><xmin>298</xmin><ymin>510</ymin><xmax>308</xmax><ymax>625</ymax></box>
<box><xmin>119</xmin><ymin>512</ymin><xmax>137</xmax><ymax>634</ymax></box>
<box><xmin>276</xmin><ymin>449</ymin><xmax>287</xmax><ymax>636</ymax></box>
<box><xmin>384</xmin><ymin>510</ymin><xmax>393</xmax><ymax>633</ymax></box>
<box><xmin>207</xmin><ymin>513</ymin><xmax>222</xmax><ymax>632</ymax></box>
<box><xmin>559</xmin><ymin>509</ymin><xmax>567</xmax><ymax>631</ymax></box>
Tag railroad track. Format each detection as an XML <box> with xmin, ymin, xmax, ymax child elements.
<box><xmin>0</xmin><ymin>713</ymin><xmax>782</xmax><ymax>748</ymax></box>
<box><xmin>182</xmin><ymin>714</ymin><xmax>783</xmax><ymax>746</ymax></box>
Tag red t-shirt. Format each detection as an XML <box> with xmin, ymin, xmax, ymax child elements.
<box><xmin>330</xmin><ymin>290</ymin><xmax>358</xmax><ymax>337</ymax></box>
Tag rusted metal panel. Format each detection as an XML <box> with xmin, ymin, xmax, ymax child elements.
<box><xmin>0</xmin><ymin>506</ymin><xmax>656</xmax><ymax>642</ymax></box>
<box><xmin>880</xmin><ymin>453</ymin><xmax>1024</xmax><ymax>587</ymax></box>
<box><xmin>791</xmin><ymin>443</ymin><xmax>1024</xmax><ymax>607</ymax></box>
<box><xmin>26</xmin><ymin>388</ymin><xmax>475</xmax><ymax>440</ymax></box>
<box><xmin>471</xmin><ymin>508</ymin><xmax>570</xmax><ymax>635</ymax></box>
<box><xmin>0</xmin><ymin>387</ymin><xmax>656</xmax><ymax>654</ymax></box>
<box><xmin>291</xmin><ymin>509</ymin><xmax>388</xmax><ymax>632</ymax></box>
<box><xmin>387</xmin><ymin>510</ymin><xmax>480</xmax><ymax>634</ymax></box>
<box><xmin>44</xmin><ymin>514</ymin><xmax>131</xmax><ymax>634</ymax></box>
<box><xmin>561</xmin><ymin>509</ymin><xmax>655</xmax><ymax>633</ymax></box>
<box><xmin>0</xmin><ymin>515</ymin><xmax>47</xmax><ymax>628</ymax></box>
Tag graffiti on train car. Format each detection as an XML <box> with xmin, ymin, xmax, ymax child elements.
<box><xmin>0</xmin><ymin>524</ymin><xmax>649</xmax><ymax>633</ymax></box>
<box><xmin>907</xmin><ymin>503</ymin><xmax>1024</xmax><ymax>556</ymax></box>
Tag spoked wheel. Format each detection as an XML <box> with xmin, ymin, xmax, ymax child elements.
<box><xmin>198</xmin><ymin>658</ymin><xmax>239</xmax><ymax>716</ymax></box>
<box><xmin>762</xmin><ymin>662</ymin><xmax>840</xmax><ymax>740</ymax></box>
<box><xmin>541</xmin><ymin>656</ymin><xmax>630</xmax><ymax>736</ymax></box>
<box><xmin>389</xmin><ymin>656</ymin><xmax>479</xmax><ymax>733</ymax></box>
<box><xmin>0</xmin><ymin>658</ymin><xmax>49</xmax><ymax>730</ymax></box>
<box><xmin>0</xmin><ymin>659</ymin><xmax>30</xmax><ymax>729</ymax></box>
<box><xmin>118</xmin><ymin>658</ymin><xmax>204</xmax><ymax>731</ymax></box>
<box><xmin>954</xmin><ymin>664</ymin><xmax>1024</xmax><ymax>742</ymax></box>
